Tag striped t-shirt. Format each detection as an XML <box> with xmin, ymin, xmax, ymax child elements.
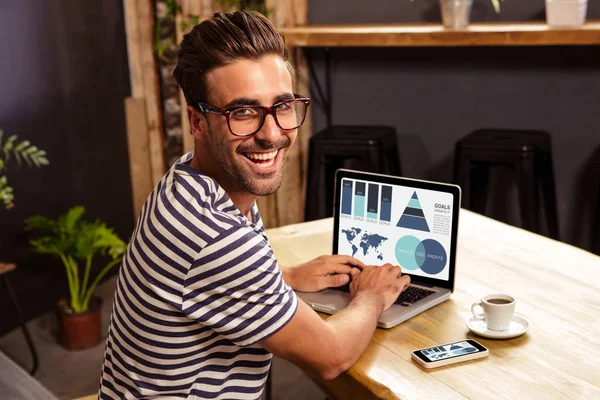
<box><xmin>99</xmin><ymin>153</ymin><xmax>298</xmax><ymax>399</ymax></box>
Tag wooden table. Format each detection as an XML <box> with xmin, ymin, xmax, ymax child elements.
<box><xmin>266</xmin><ymin>209</ymin><xmax>600</xmax><ymax>400</ymax></box>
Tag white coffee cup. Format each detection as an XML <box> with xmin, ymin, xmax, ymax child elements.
<box><xmin>471</xmin><ymin>294</ymin><xmax>515</xmax><ymax>331</ymax></box>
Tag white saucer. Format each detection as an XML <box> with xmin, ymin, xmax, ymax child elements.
<box><xmin>466</xmin><ymin>313</ymin><xmax>530</xmax><ymax>339</ymax></box>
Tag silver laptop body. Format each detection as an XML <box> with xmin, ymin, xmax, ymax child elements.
<box><xmin>297</xmin><ymin>169</ymin><xmax>461</xmax><ymax>329</ymax></box>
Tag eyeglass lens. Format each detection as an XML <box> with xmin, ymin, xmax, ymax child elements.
<box><xmin>228</xmin><ymin>101</ymin><xmax>306</xmax><ymax>136</ymax></box>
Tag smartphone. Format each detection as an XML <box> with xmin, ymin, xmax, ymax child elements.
<box><xmin>411</xmin><ymin>339</ymin><xmax>488</xmax><ymax>369</ymax></box>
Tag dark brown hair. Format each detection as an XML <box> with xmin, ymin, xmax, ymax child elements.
<box><xmin>173</xmin><ymin>11</ymin><xmax>288</xmax><ymax>107</ymax></box>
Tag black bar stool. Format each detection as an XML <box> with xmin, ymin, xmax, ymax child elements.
<box><xmin>453</xmin><ymin>128</ymin><xmax>560</xmax><ymax>239</ymax></box>
<box><xmin>305</xmin><ymin>125</ymin><xmax>401</xmax><ymax>221</ymax></box>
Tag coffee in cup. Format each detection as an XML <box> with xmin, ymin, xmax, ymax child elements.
<box><xmin>487</xmin><ymin>298</ymin><xmax>512</xmax><ymax>305</ymax></box>
<box><xmin>471</xmin><ymin>294</ymin><xmax>515</xmax><ymax>331</ymax></box>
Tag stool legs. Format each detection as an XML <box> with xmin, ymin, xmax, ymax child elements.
<box><xmin>305</xmin><ymin>142</ymin><xmax>324</xmax><ymax>221</ymax></box>
<box><xmin>469</xmin><ymin>164</ymin><xmax>490</xmax><ymax>215</ymax></box>
<box><xmin>2</xmin><ymin>274</ymin><xmax>39</xmax><ymax>375</ymax></box>
<box><xmin>516</xmin><ymin>157</ymin><xmax>540</xmax><ymax>235</ymax></box>
<box><xmin>454</xmin><ymin>150</ymin><xmax>472</xmax><ymax>208</ymax></box>
<box><xmin>454</xmin><ymin>155</ymin><xmax>489</xmax><ymax>214</ymax></box>
<box><xmin>539</xmin><ymin>155</ymin><xmax>560</xmax><ymax>240</ymax></box>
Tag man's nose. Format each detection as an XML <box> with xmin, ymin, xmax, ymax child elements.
<box><xmin>254</xmin><ymin>113</ymin><xmax>281</xmax><ymax>143</ymax></box>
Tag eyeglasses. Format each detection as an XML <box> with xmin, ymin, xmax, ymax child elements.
<box><xmin>197</xmin><ymin>94</ymin><xmax>311</xmax><ymax>137</ymax></box>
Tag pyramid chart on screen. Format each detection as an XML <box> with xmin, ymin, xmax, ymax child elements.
<box><xmin>396</xmin><ymin>191</ymin><xmax>430</xmax><ymax>232</ymax></box>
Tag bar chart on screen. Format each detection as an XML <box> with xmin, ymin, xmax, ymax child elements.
<box><xmin>341</xmin><ymin>179</ymin><xmax>394</xmax><ymax>226</ymax></box>
<box><xmin>367</xmin><ymin>183</ymin><xmax>379</xmax><ymax>221</ymax></box>
<box><xmin>354</xmin><ymin>181</ymin><xmax>365</xmax><ymax>218</ymax></box>
<box><xmin>380</xmin><ymin>185</ymin><xmax>392</xmax><ymax>223</ymax></box>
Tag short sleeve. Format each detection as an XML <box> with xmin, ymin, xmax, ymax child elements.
<box><xmin>182</xmin><ymin>225</ymin><xmax>298</xmax><ymax>347</ymax></box>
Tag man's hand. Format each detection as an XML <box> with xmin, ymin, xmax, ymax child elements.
<box><xmin>349</xmin><ymin>264</ymin><xmax>411</xmax><ymax>313</ymax></box>
<box><xmin>282</xmin><ymin>255</ymin><xmax>364</xmax><ymax>292</ymax></box>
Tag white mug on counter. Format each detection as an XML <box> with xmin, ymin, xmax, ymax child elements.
<box><xmin>471</xmin><ymin>294</ymin><xmax>516</xmax><ymax>331</ymax></box>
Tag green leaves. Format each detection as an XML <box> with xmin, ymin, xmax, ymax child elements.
<box><xmin>1</xmin><ymin>131</ymin><xmax>49</xmax><ymax>168</ymax></box>
<box><xmin>216</xmin><ymin>0</ymin><xmax>270</xmax><ymax>17</ymax></box>
<box><xmin>0</xmin><ymin>175</ymin><xmax>14</xmax><ymax>207</ymax></box>
<box><xmin>491</xmin><ymin>0</ymin><xmax>500</xmax><ymax>13</ymax></box>
<box><xmin>24</xmin><ymin>214</ymin><xmax>57</xmax><ymax>231</ymax></box>
<box><xmin>94</xmin><ymin>225</ymin><xmax>127</xmax><ymax>260</ymax></box>
<box><xmin>26</xmin><ymin>206</ymin><xmax>126</xmax><ymax>313</ymax></box>
<box><xmin>62</xmin><ymin>206</ymin><xmax>85</xmax><ymax>235</ymax></box>
<box><xmin>0</xmin><ymin>129</ymin><xmax>50</xmax><ymax>209</ymax></box>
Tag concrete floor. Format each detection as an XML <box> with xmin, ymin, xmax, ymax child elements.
<box><xmin>0</xmin><ymin>276</ymin><xmax>326</xmax><ymax>400</ymax></box>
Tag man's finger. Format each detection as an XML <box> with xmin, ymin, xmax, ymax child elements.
<box><xmin>326</xmin><ymin>273</ymin><xmax>350</xmax><ymax>288</ymax></box>
<box><xmin>398</xmin><ymin>275</ymin><xmax>411</xmax><ymax>291</ymax></box>
<box><xmin>323</xmin><ymin>263</ymin><xmax>353</xmax><ymax>275</ymax></box>
<box><xmin>327</xmin><ymin>255</ymin><xmax>366</xmax><ymax>269</ymax></box>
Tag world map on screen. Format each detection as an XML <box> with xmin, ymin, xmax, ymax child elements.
<box><xmin>342</xmin><ymin>227</ymin><xmax>388</xmax><ymax>261</ymax></box>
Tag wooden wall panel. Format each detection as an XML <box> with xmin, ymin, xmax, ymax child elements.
<box><xmin>177</xmin><ymin>0</ymin><xmax>215</xmax><ymax>155</ymax></box>
<box><xmin>123</xmin><ymin>0</ymin><xmax>166</xmax><ymax>215</ymax></box>
<box><xmin>125</xmin><ymin>98</ymin><xmax>154</xmax><ymax>219</ymax></box>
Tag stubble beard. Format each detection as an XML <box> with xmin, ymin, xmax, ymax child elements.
<box><xmin>209</xmin><ymin>126</ymin><xmax>292</xmax><ymax>197</ymax></box>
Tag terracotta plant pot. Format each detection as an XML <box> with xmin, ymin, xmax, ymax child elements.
<box><xmin>57</xmin><ymin>296</ymin><xmax>103</xmax><ymax>350</ymax></box>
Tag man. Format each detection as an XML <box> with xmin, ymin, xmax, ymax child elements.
<box><xmin>99</xmin><ymin>11</ymin><xmax>410</xmax><ymax>399</ymax></box>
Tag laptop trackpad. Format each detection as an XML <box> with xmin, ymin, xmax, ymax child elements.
<box><xmin>296</xmin><ymin>289</ymin><xmax>351</xmax><ymax>315</ymax></box>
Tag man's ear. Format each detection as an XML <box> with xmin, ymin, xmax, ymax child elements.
<box><xmin>188</xmin><ymin>106</ymin><xmax>206</xmax><ymax>141</ymax></box>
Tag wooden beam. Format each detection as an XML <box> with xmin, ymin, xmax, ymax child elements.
<box><xmin>124</xmin><ymin>98</ymin><xmax>154</xmax><ymax>220</ymax></box>
<box><xmin>123</xmin><ymin>0</ymin><xmax>166</xmax><ymax>188</ymax></box>
<box><xmin>123</xmin><ymin>0</ymin><xmax>144</xmax><ymax>98</ymax></box>
<box><xmin>280</xmin><ymin>21</ymin><xmax>600</xmax><ymax>47</ymax></box>
<box><xmin>177</xmin><ymin>0</ymin><xmax>215</xmax><ymax>155</ymax></box>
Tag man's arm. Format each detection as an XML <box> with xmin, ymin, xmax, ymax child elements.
<box><xmin>281</xmin><ymin>255</ymin><xmax>364</xmax><ymax>292</ymax></box>
<box><xmin>261</xmin><ymin>265</ymin><xmax>410</xmax><ymax>380</ymax></box>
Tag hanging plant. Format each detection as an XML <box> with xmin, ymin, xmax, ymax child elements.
<box><xmin>0</xmin><ymin>129</ymin><xmax>49</xmax><ymax>209</ymax></box>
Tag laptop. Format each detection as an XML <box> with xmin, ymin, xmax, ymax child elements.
<box><xmin>297</xmin><ymin>169</ymin><xmax>461</xmax><ymax>328</ymax></box>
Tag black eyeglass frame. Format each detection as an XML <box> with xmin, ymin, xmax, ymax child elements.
<box><xmin>196</xmin><ymin>94</ymin><xmax>311</xmax><ymax>137</ymax></box>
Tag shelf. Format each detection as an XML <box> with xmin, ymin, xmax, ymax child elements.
<box><xmin>280</xmin><ymin>21</ymin><xmax>600</xmax><ymax>47</ymax></box>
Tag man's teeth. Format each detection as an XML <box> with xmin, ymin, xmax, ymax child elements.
<box><xmin>246</xmin><ymin>150</ymin><xmax>278</xmax><ymax>161</ymax></box>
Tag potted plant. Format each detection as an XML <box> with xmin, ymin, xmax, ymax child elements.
<box><xmin>0</xmin><ymin>129</ymin><xmax>49</xmax><ymax>209</ymax></box>
<box><xmin>25</xmin><ymin>206</ymin><xmax>126</xmax><ymax>350</ymax></box>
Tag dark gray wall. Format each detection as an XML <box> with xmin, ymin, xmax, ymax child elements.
<box><xmin>0</xmin><ymin>0</ymin><xmax>133</xmax><ymax>335</ymax></box>
<box><xmin>309</xmin><ymin>0</ymin><xmax>600</xmax><ymax>23</ymax></box>
<box><xmin>307</xmin><ymin>1</ymin><xmax>600</xmax><ymax>254</ymax></box>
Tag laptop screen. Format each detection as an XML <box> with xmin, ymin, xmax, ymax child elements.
<box><xmin>333</xmin><ymin>170</ymin><xmax>460</xmax><ymax>289</ymax></box>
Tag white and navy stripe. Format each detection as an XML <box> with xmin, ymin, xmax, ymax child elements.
<box><xmin>99</xmin><ymin>153</ymin><xmax>298</xmax><ymax>399</ymax></box>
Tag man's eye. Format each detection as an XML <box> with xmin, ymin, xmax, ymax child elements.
<box><xmin>231</xmin><ymin>108</ymin><xmax>259</xmax><ymax>119</ymax></box>
<box><xmin>277</xmin><ymin>103</ymin><xmax>293</xmax><ymax>113</ymax></box>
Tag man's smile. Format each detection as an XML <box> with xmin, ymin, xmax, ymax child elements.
<box><xmin>240</xmin><ymin>148</ymin><xmax>283</xmax><ymax>172</ymax></box>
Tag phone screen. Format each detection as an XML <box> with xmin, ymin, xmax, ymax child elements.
<box><xmin>419</xmin><ymin>340</ymin><xmax>480</xmax><ymax>362</ymax></box>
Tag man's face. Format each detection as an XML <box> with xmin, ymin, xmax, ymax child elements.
<box><xmin>202</xmin><ymin>55</ymin><xmax>297</xmax><ymax>196</ymax></box>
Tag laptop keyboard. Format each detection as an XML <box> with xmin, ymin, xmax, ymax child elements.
<box><xmin>395</xmin><ymin>286</ymin><xmax>435</xmax><ymax>306</ymax></box>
